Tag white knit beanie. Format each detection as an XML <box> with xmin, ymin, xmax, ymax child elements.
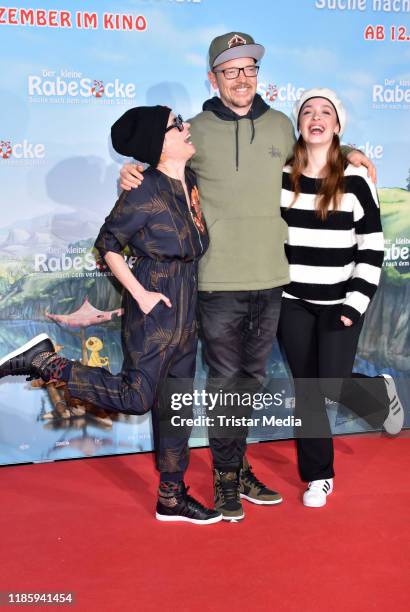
<box><xmin>292</xmin><ymin>88</ymin><xmax>347</xmax><ymax>136</ymax></box>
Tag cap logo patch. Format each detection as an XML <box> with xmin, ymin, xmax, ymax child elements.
<box><xmin>228</xmin><ymin>34</ymin><xmax>247</xmax><ymax>48</ymax></box>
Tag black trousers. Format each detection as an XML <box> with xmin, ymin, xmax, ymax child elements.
<box><xmin>197</xmin><ymin>288</ymin><xmax>282</xmax><ymax>471</ymax></box>
<box><xmin>278</xmin><ymin>298</ymin><xmax>389</xmax><ymax>482</ymax></box>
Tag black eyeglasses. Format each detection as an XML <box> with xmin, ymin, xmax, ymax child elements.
<box><xmin>165</xmin><ymin>114</ymin><xmax>184</xmax><ymax>132</ymax></box>
<box><xmin>213</xmin><ymin>65</ymin><xmax>259</xmax><ymax>80</ymax></box>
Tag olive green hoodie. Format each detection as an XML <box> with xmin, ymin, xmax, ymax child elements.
<box><xmin>189</xmin><ymin>94</ymin><xmax>295</xmax><ymax>291</ymax></box>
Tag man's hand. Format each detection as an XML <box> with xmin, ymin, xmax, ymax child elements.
<box><xmin>120</xmin><ymin>163</ymin><xmax>145</xmax><ymax>191</ymax></box>
<box><xmin>346</xmin><ymin>150</ymin><xmax>377</xmax><ymax>184</ymax></box>
<box><xmin>137</xmin><ymin>290</ymin><xmax>172</xmax><ymax>315</ymax></box>
<box><xmin>340</xmin><ymin>316</ymin><xmax>353</xmax><ymax>327</ymax></box>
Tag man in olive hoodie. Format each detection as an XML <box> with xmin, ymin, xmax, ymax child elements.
<box><xmin>119</xmin><ymin>32</ymin><xmax>375</xmax><ymax>521</ymax></box>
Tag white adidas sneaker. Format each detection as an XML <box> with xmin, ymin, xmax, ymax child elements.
<box><xmin>381</xmin><ymin>375</ymin><xmax>404</xmax><ymax>435</ymax></box>
<box><xmin>303</xmin><ymin>478</ymin><xmax>333</xmax><ymax>508</ymax></box>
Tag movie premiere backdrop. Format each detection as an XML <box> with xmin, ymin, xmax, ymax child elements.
<box><xmin>0</xmin><ymin>0</ymin><xmax>409</xmax><ymax>465</ymax></box>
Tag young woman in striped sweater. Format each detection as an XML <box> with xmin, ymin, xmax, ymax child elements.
<box><xmin>279</xmin><ymin>88</ymin><xmax>404</xmax><ymax>508</ymax></box>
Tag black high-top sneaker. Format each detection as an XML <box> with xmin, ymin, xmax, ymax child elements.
<box><xmin>214</xmin><ymin>469</ymin><xmax>244</xmax><ymax>521</ymax></box>
<box><xmin>156</xmin><ymin>481</ymin><xmax>222</xmax><ymax>525</ymax></box>
<box><xmin>0</xmin><ymin>333</ymin><xmax>55</xmax><ymax>380</ymax></box>
<box><xmin>239</xmin><ymin>456</ymin><xmax>283</xmax><ymax>505</ymax></box>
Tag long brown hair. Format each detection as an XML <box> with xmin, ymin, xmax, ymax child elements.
<box><xmin>289</xmin><ymin>134</ymin><xmax>345</xmax><ymax>220</ymax></box>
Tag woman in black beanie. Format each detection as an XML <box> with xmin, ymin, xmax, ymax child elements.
<box><xmin>0</xmin><ymin>106</ymin><xmax>220</xmax><ymax>525</ymax></box>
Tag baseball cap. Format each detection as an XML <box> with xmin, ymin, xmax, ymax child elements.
<box><xmin>208</xmin><ymin>32</ymin><xmax>265</xmax><ymax>69</ymax></box>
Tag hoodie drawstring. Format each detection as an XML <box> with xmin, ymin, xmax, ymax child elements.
<box><xmin>250</xmin><ymin>110</ymin><xmax>255</xmax><ymax>144</ymax></box>
<box><xmin>202</xmin><ymin>94</ymin><xmax>270</xmax><ymax>172</ymax></box>
<box><xmin>235</xmin><ymin>112</ymin><xmax>255</xmax><ymax>171</ymax></box>
<box><xmin>235</xmin><ymin>118</ymin><xmax>239</xmax><ymax>171</ymax></box>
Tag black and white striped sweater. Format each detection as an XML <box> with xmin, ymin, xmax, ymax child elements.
<box><xmin>280</xmin><ymin>164</ymin><xmax>384</xmax><ymax>323</ymax></box>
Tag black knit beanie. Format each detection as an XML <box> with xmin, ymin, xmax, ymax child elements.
<box><xmin>111</xmin><ymin>105</ymin><xmax>171</xmax><ymax>167</ymax></box>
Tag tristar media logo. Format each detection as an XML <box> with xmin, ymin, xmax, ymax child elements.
<box><xmin>1</xmin><ymin>139</ymin><xmax>45</xmax><ymax>165</ymax></box>
<box><xmin>28</xmin><ymin>69</ymin><xmax>136</xmax><ymax>105</ymax></box>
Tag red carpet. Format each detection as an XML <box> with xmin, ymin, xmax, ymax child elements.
<box><xmin>1</xmin><ymin>433</ymin><xmax>409</xmax><ymax>612</ymax></box>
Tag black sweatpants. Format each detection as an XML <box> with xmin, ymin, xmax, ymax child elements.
<box><xmin>197</xmin><ymin>288</ymin><xmax>282</xmax><ymax>472</ymax></box>
<box><xmin>278</xmin><ymin>297</ymin><xmax>389</xmax><ymax>482</ymax></box>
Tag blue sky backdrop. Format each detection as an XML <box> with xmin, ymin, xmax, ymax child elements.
<box><xmin>1</xmin><ymin>0</ymin><xmax>409</xmax><ymax>228</ymax></box>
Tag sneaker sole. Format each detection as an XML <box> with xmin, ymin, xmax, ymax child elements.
<box><xmin>221</xmin><ymin>512</ymin><xmax>245</xmax><ymax>521</ymax></box>
<box><xmin>382</xmin><ymin>375</ymin><xmax>404</xmax><ymax>435</ymax></box>
<box><xmin>240</xmin><ymin>493</ymin><xmax>283</xmax><ymax>505</ymax></box>
<box><xmin>303</xmin><ymin>498</ymin><xmax>327</xmax><ymax>508</ymax></box>
<box><xmin>155</xmin><ymin>512</ymin><xmax>223</xmax><ymax>525</ymax></box>
<box><xmin>303</xmin><ymin>489</ymin><xmax>333</xmax><ymax>508</ymax></box>
<box><xmin>0</xmin><ymin>333</ymin><xmax>52</xmax><ymax>370</ymax></box>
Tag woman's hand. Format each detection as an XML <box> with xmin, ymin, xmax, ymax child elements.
<box><xmin>136</xmin><ymin>290</ymin><xmax>172</xmax><ymax>315</ymax></box>
<box><xmin>340</xmin><ymin>316</ymin><xmax>353</xmax><ymax>327</ymax></box>
<box><xmin>120</xmin><ymin>163</ymin><xmax>145</xmax><ymax>191</ymax></box>
<box><xmin>103</xmin><ymin>252</ymin><xmax>171</xmax><ymax>315</ymax></box>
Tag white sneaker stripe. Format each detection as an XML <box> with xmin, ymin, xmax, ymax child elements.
<box><xmin>0</xmin><ymin>333</ymin><xmax>51</xmax><ymax>368</ymax></box>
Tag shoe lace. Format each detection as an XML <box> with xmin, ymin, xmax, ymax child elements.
<box><xmin>182</xmin><ymin>486</ymin><xmax>209</xmax><ymax>512</ymax></box>
<box><xmin>217</xmin><ymin>473</ymin><xmax>240</xmax><ymax>503</ymax></box>
<box><xmin>241</xmin><ymin>465</ymin><xmax>265</xmax><ymax>491</ymax></box>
